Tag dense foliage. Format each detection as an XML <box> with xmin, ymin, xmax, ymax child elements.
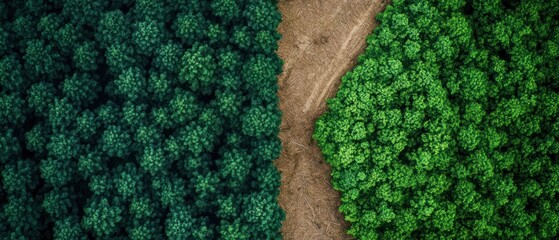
<box><xmin>315</xmin><ymin>0</ymin><xmax>559</xmax><ymax>238</ymax></box>
<box><xmin>0</xmin><ymin>0</ymin><xmax>283</xmax><ymax>239</ymax></box>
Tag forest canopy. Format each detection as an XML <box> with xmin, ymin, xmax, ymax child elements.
<box><xmin>0</xmin><ymin>0</ymin><xmax>284</xmax><ymax>239</ymax></box>
<box><xmin>315</xmin><ymin>0</ymin><xmax>559</xmax><ymax>239</ymax></box>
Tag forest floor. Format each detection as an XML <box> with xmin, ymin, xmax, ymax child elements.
<box><xmin>275</xmin><ymin>0</ymin><xmax>388</xmax><ymax>239</ymax></box>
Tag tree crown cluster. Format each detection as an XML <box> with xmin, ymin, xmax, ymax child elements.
<box><xmin>315</xmin><ymin>0</ymin><xmax>559</xmax><ymax>238</ymax></box>
<box><xmin>0</xmin><ymin>0</ymin><xmax>284</xmax><ymax>239</ymax></box>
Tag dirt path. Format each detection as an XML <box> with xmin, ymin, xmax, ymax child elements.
<box><xmin>275</xmin><ymin>0</ymin><xmax>388</xmax><ymax>239</ymax></box>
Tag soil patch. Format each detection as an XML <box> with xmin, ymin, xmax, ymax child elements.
<box><xmin>275</xmin><ymin>0</ymin><xmax>388</xmax><ymax>239</ymax></box>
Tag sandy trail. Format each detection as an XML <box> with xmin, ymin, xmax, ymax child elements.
<box><xmin>275</xmin><ymin>0</ymin><xmax>388</xmax><ymax>239</ymax></box>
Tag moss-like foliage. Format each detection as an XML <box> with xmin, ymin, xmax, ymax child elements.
<box><xmin>0</xmin><ymin>0</ymin><xmax>283</xmax><ymax>239</ymax></box>
<box><xmin>315</xmin><ymin>0</ymin><xmax>559</xmax><ymax>238</ymax></box>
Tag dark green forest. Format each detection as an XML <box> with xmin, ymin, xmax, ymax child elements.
<box><xmin>0</xmin><ymin>0</ymin><xmax>283</xmax><ymax>239</ymax></box>
<box><xmin>315</xmin><ymin>0</ymin><xmax>559</xmax><ymax>239</ymax></box>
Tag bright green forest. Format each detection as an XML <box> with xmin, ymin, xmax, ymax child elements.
<box><xmin>0</xmin><ymin>0</ymin><xmax>283</xmax><ymax>239</ymax></box>
<box><xmin>315</xmin><ymin>0</ymin><xmax>559</xmax><ymax>239</ymax></box>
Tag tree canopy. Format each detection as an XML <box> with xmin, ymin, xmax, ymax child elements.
<box><xmin>0</xmin><ymin>0</ymin><xmax>283</xmax><ymax>239</ymax></box>
<box><xmin>315</xmin><ymin>0</ymin><xmax>559</xmax><ymax>239</ymax></box>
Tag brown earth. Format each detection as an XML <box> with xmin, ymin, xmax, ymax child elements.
<box><xmin>275</xmin><ymin>0</ymin><xmax>388</xmax><ymax>239</ymax></box>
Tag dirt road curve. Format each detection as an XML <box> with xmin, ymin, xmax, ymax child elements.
<box><xmin>275</xmin><ymin>0</ymin><xmax>388</xmax><ymax>239</ymax></box>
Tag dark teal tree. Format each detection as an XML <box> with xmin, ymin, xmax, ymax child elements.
<box><xmin>27</xmin><ymin>82</ymin><xmax>56</xmax><ymax>116</ymax></box>
<box><xmin>82</xmin><ymin>197</ymin><xmax>123</xmax><ymax>237</ymax></box>
<box><xmin>96</xmin><ymin>10</ymin><xmax>130</xmax><ymax>48</ymax></box>
<box><xmin>0</xmin><ymin>56</ymin><xmax>25</xmax><ymax>93</ymax></box>
<box><xmin>105</xmin><ymin>43</ymin><xmax>136</xmax><ymax>76</ymax></box>
<box><xmin>53</xmin><ymin>216</ymin><xmax>87</xmax><ymax>240</ymax></box>
<box><xmin>73</xmin><ymin>41</ymin><xmax>100</xmax><ymax>72</ymax></box>
<box><xmin>114</xmin><ymin>67</ymin><xmax>147</xmax><ymax>101</ymax></box>
<box><xmin>101</xmin><ymin>125</ymin><xmax>131</xmax><ymax>158</ymax></box>
<box><xmin>165</xmin><ymin>205</ymin><xmax>194</xmax><ymax>240</ymax></box>
<box><xmin>175</xmin><ymin>13</ymin><xmax>207</xmax><ymax>45</ymax></box>
<box><xmin>61</xmin><ymin>73</ymin><xmax>100</xmax><ymax>107</ymax></box>
<box><xmin>211</xmin><ymin>0</ymin><xmax>241</xmax><ymax>23</ymax></box>
<box><xmin>24</xmin><ymin>39</ymin><xmax>64</xmax><ymax>80</ymax></box>
<box><xmin>154</xmin><ymin>42</ymin><xmax>182</xmax><ymax>74</ymax></box>
<box><xmin>179</xmin><ymin>44</ymin><xmax>216</xmax><ymax>93</ymax></box>
<box><xmin>133</xmin><ymin>20</ymin><xmax>165</xmax><ymax>56</ymax></box>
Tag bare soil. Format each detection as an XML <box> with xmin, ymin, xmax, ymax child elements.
<box><xmin>275</xmin><ymin>0</ymin><xmax>388</xmax><ymax>239</ymax></box>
